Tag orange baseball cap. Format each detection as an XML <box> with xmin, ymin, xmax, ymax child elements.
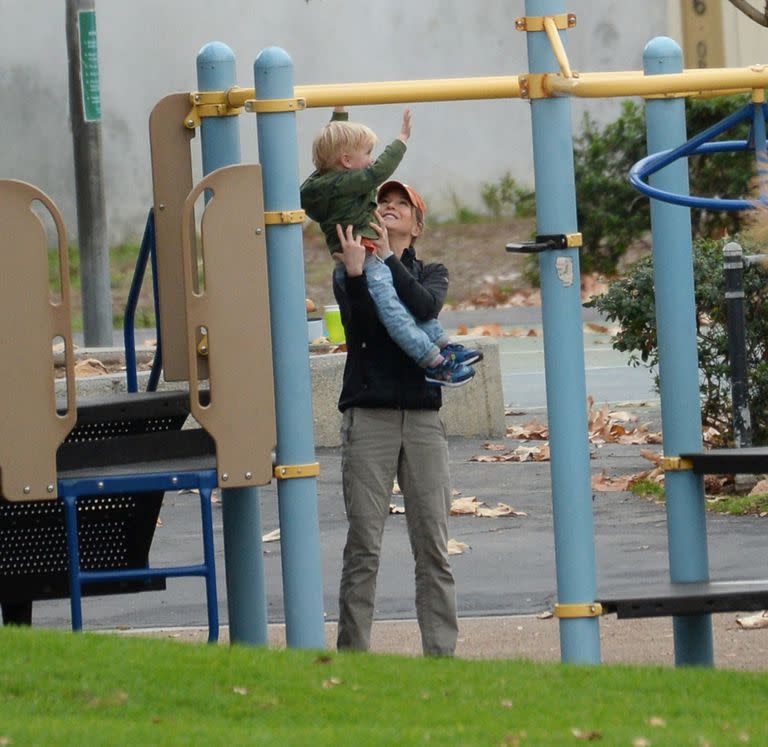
<box><xmin>377</xmin><ymin>180</ymin><xmax>427</xmax><ymax>218</ymax></box>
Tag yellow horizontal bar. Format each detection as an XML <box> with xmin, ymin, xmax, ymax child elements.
<box><xmin>298</xmin><ymin>76</ymin><xmax>523</xmax><ymax>106</ymax></box>
<box><xmin>546</xmin><ymin>65</ymin><xmax>768</xmax><ymax>98</ymax></box>
<box><xmin>225</xmin><ymin>76</ymin><xmax>521</xmax><ymax>109</ymax></box>
<box><xmin>206</xmin><ymin>66</ymin><xmax>762</xmax><ymax>114</ymax></box>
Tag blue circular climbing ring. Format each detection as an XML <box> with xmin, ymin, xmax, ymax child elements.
<box><xmin>630</xmin><ymin>101</ymin><xmax>768</xmax><ymax>212</ymax></box>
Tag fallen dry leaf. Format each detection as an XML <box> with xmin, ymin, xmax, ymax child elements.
<box><xmin>470</xmin><ymin>444</ymin><xmax>550</xmax><ymax>463</ymax></box>
<box><xmin>389</xmin><ymin>503</ymin><xmax>405</xmax><ymax>515</ymax></box>
<box><xmin>322</xmin><ymin>677</ymin><xmax>343</xmax><ymax>689</ymax></box>
<box><xmin>647</xmin><ymin>716</ymin><xmax>666</xmax><ymax>728</ymax></box>
<box><xmin>505</xmin><ymin>406</ymin><xmax>526</xmax><ymax>416</ymax></box>
<box><xmin>585</xmin><ymin>395</ymin><xmax>661</xmax><ymax>446</ymax></box>
<box><xmin>450</xmin><ymin>496</ymin><xmax>527</xmax><ymax>518</ymax></box>
<box><xmin>584</xmin><ymin>322</ymin><xmax>609</xmax><ymax>334</ymax></box>
<box><xmin>506</xmin><ymin>419</ymin><xmax>549</xmax><ymax>441</ymax></box>
<box><xmin>232</xmin><ymin>686</ymin><xmax>248</xmax><ymax>696</ymax></box>
<box><xmin>483</xmin><ymin>442</ymin><xmax>510</xmax><ymax>451</ymax></box>
<box><xmin>463</xmin><ymin>323</ymin><xmax>505</xmax><ymax>337</ymax></box>
<box><xmin>262</xmin><ymin>528</ymin><xmax>281</xmax><ymax>543</ymax></box>
<box><xmin>571</xmin><ymin>727</ymin><xmax>603</xmax><ymax>741</ymax></box>
<box><xmin>450</xmin><ymin>496</ymin><xmax>483</xmax><ymax>515</ymax></box>
<box><xmin>306</xmin><ymin>298</ymin><xmax>316</xmax><ymax>313</ymax></box>
<box><xmin>447</xmin><ymin>538</ymin><xmax>470</xmax><ymax>555</ymax></box>
<box><xmin>736</xmin><ymin>610</ymin><xmax>768</xmax><ymax>629</ymax></box>
<box><xmin>591</xmin><ymin>471</ymin><xmax>634</xmax><ymax>493</ymax></box>
<box><xmin>74</xmin><ymin>358</ymin><xmax>109</xmax><ymax>377</ymax></box>
<box><xmin>537</xmin><ymin>610</ymin><xmax>554</xmax><ymax>620</ymax></box>
<box><xmin>749</xmin><ymin>479</ymin><xmax>768</xmax><ymax>496</ymax></box>
<box><xmin>476</xmin><ymin>503</ymin><xmax>528</xmax><ymax>518</ymax></box>
<box><xmin>640</xmin><ymin>449</ymin><xmax>662</xmax><ymax>465</ymax></box>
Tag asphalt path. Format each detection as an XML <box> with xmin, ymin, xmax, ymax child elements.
<box><xmin>39</xmin><ymin>310</ymin><xmax>760</xmax><ymax>635</ymax></box>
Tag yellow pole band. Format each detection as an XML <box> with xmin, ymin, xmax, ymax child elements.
<box><xmin>263</xmin><ymin>210</ymin><xmax>306</xmax><ymax>225</ymax></box>
<box><xmin>274</xmin><ymin>463</ymin><xmax>321</xmax><ymax>480</ymax></box>
<box><xmin>554</xmin><ymin>602</ymin><xmax>603</xmax><ymax>618</ymax></box>
<box><xmin>660</xmin><ymin>456</ymin><xmax>694</xmax><ymax>472</ymax></box>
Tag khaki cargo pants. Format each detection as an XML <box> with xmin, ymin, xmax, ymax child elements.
<box><xmin>337</xmin><ymin>407</ymin><xmax>458</xmax><ymax>656</ymax></box>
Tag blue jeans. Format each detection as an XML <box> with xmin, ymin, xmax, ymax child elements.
<box><xmin>361</xmin><ymin>254</ymin><xmax>447</xmax><ymax>367</ymax></box>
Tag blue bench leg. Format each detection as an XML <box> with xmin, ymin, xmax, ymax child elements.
<box><xmin>199</xmin><ymin>487</ymin><xmax>219</xmax><ymax>643</ymax></box>
<box><xmin>62</xmin><ymin>494</ymin><xmax>84</xmax><ymax>632</ymax></box>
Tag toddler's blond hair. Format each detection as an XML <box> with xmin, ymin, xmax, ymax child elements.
<box><xmin>312</xmin><ymin>121</ymin><xmax>377</xmax><ymax>172</ymax></box>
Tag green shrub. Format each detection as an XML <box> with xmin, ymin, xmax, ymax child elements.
<box><xmin>586</xmin><ymin>236</ymin><xmax>768</xmax><ymax>443</ymax></box>
<box><xmin>481</xmin><ymin>172</ymin><xmax>536</xmax><ymax>219</ymax></box>
<box><xmin>574</xmin><ymin>96</ymin><xmax>754</xmax><ymax>274</ymax></box>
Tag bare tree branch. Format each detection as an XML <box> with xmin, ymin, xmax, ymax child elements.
<box><xmin>727</xmin><ymin>0</ymin><xmax>768</xmax><ymax>26</ymax></box>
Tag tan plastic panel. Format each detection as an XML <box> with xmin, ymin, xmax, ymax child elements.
<box><xmin>149</xmin><ymin>93</ymin><xmax>200</xmax><ymax>382</ymax></box>
<box><xmin>0</xmin><ymin>181</ymin><xmax>76</xmax><ymax>501</ymax></box>
<box><xmin>181</xmin><ymin>164</ymin><xmax>276</xmax><ymax>486</ymax></box>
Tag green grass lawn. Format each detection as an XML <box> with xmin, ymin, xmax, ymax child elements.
<box><xmin>0</xmin><ymin>627</ymin><xmax>765</xmax><ymax>745</ymax></box>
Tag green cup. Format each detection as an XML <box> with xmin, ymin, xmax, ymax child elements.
<box><xmin>323</xmin><ymin>304</ymin><xmax>345</xmax><ymax>343</ymax></box>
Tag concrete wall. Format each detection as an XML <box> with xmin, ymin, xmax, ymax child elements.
<box><xmin>0</xmin><ymin>0</ymin><xmax>668</xmax><ymax>244</ymax></box>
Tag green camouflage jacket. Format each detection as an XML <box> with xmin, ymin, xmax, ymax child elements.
<box><xmin>300</xmin><ymin>135</ymin><xmax>406</xmax><ymax>255</ymax></box>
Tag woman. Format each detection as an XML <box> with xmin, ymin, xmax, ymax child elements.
<box><xmin>332</xmin><ymin>180</ymin><xmax>459</xmax><ymax>656</ymax></box>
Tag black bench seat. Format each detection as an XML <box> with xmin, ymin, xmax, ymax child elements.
<box><xmin>680</xmin><ymin>447</ymin><xmax>768</xmax><ymax>475</ymax></box>
<box><xmin>598</xmin><ymin>579</ymin><xmax>768</xmax><ymax>619</ymax></box>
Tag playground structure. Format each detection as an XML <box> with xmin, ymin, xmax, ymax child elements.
<box><xmin>3</xmin><ymin>0</ymin><xmax>768</xmax><ymax>666</ymax></box>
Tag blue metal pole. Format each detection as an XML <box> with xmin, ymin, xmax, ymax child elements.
<box><xmin>524</xmin><ymin>0</ymin><xmax>600</xmax><ymax>664</ymax></box>
<box><xmin>197</xmin><ymin>41</ymin><xmax>269</xmax><ymax>647</ymax></box>
<box><xmin>644</xmin><ymin>36</ymin><xmax>713</xmax><ymax>667</ymax></box>
<box><xmin>253</xmin><ymin>47</ymin><xmax>325</xmax><ymax>649</ymax></box>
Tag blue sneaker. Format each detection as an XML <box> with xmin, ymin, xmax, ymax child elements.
<box><xmin>442</xmin><ymin>343</ymin><xmax>484</xmax><ymax>366</ymax></box>
<box><xmin>425</xmin><ymin>357</ymin><xmax>475</xmax><ymax>387</ymax></box>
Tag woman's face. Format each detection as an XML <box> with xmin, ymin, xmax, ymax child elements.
<box><xmin>377</xmin><ymin>188</ymin><xmax>421</xmax><ymax>243</ymax></box>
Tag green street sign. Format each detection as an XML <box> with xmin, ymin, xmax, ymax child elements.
<box><xmin>78</xmin><ymin>10</ymin><xmax>101</xmax><ymax>122</ymax></box>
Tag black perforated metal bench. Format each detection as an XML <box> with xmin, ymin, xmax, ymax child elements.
<box><xmin>0</xmin><ymin>391</ymin><xmax>215</xmax><ymax>626</ymax></box>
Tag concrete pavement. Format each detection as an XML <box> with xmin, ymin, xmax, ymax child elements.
<box><xmin>49</xmin><ymin>312</ymin><xmax>768</xmax><ymax>668</ymax></box>
<box><xmin>30</xmin><ymin>404</ymin><xmax>768</xmax><ymax>670</ymax></box>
